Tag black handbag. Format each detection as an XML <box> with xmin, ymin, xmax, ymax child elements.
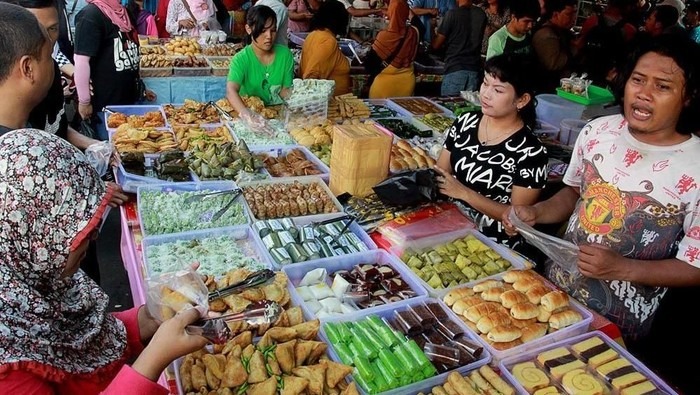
<box><xmin>364</xmin><ymin>30</ymin><xmax>410</xmax><ymax>86</ymax></box>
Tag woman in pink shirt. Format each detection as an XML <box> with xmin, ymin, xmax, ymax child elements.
<box><xmin>287</xmin><ymin>0</ymin><xmax>319</xmax><ymax>33</ymax></box>
<box><xmin>0</xmin><ymin>130</ymin><xmax>208</xmax><ymax>395</ymax></box>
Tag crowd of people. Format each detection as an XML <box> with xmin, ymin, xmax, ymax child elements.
<box><xmin>1</xmin><ymin>0</ymin><xmax>700</xmax><ymax>393</ymax></box>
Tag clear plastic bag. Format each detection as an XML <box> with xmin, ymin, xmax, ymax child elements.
<box><xmin>507</xmin><ymin>209</ymin><xmax>581</xmax><ymax>280</ymax></box>
<box><xmin>146</xmin><ymin>268</ymin><xmax>209</xmax><ymax>323</ymax></box>
<box><xmin>240</xmin><ymin>110</ymin><xmax>276</xmax><ymax>137</ymax></box>
<box><xmin>85</xmin><ymin>141</ymin><xmax>112</xmax><ymax>177</ymax></box>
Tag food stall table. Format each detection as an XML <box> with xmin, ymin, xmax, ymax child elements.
<box><xmin>143</xmin><ymin>76</ymin><xmax>227</xmax><ymax>104</ymax></box>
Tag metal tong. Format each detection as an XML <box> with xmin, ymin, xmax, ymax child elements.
<box><xmin>185</xmin><ymin>187</ymin><xmax>244</xmax><ymax>222</ymax></box>
<box><xmin>204</xmin><ymin>100</ymin><xmax>235</xmax><ymax>122</ymax></box>
<box><xmin>313</xmin><ymin>214</ymin><xmax>356</xmax><ymax>248</ymax></box>
<box><xmin>185</xmin><ymin>300</ymin><xmax>282</xmax><ymax>344</ymax></box>
<box><xmin>208</xmin><ymin>268</ymin><xmax>276</xmax><ymax>302</ymax></box>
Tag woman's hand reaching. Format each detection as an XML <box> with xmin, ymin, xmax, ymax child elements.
<box><xmin>434</xmin><ymin>165</ymin><xmax>472</xmax><ymax>202</ymax></box>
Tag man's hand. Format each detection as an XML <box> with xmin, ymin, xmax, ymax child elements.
<box><xmin>179</xmin><ymin>18</ymin><xmax>196</xmax><ymax>29</ymax></box>
<box><xmin>106</xmin><ymin>182</ymin><xmax>129</xmax><ymax>207</ymax></box>
<box><xmin>578</xmin><ymin>244</ymin><xmax>631</xmax><ymax>280</ymax></box>
<box><xmin>502</xmin><ymin>206</ymin><xmax>539</xmax><ymax>236</ymax></box>
<box><xmin>78</xmin><ymin>102</ymin><xmax>93</xmax><ymax>120</ymax></box>
<box><xmin>145</xmin><ymin>89</ymin><xmax>157</xmax><ymax>102</ymax></box>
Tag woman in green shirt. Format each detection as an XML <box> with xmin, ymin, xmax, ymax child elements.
<box><xmin>226</xmin><ymin>5</ymin><xmax>294</xmax><ymax>118</ymax></box>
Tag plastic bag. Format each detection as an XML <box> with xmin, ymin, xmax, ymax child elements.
<box><xmin>240</xmin><ymin>110</ymin><xmax>275</xmax><ymax>137</ymax></box>
<box><xmin>373</xmin><ymin>169</ymin><xmax>443</xmax><ymax>207</ymax></box>
<box><xmin>377</xmin><ymin>205</ymin><xmax>476</xmax><ymax>247</ymax></box>
<box><xmin>507</xmin><ymin>210</ymin><xmax>581</xmax><ymax>280</ymax></box>
<box><xmin>146</xmin><ymin>268</ymin><xmax>209</xmax><ymax>323</ymax></box>
<box><xmin>85</xmin><ymin>141</ymin><xmax>113</xmax><ymax>177</ymax></box>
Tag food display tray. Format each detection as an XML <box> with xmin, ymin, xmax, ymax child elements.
<box><xmin>104</xmin><ymin>105</ymin><xmax>167</xmax><ymax>132</ymax></box>
<box><xmin>252</xmin><ymin>145</ymin><xmax>330</xmax><ymax>181</ymax></box>
<box><xmin>204</xmin><ymin>56</ymin><xmax>230</xmax><ymax>76</ymax></box>
<box><xmin>319</xmin><ymin>298</ymin><xmax>493</xmax><ymax>395</ymax></box>
<box><xmin>139</xmin><ymin>67</ymin><xmax>172</xmax><ymax>78</ymax></box>
<box><xmin>115</xmin><ymin>160</ymin><xmax>198</xmax><ymax>193</ymax></box>
<box><xmin>499</xmin><ymin>331</ymin><xmax>677</xmax><ymax>395</ymax></box>
<box><xmin>387</xmin><ymin>97</ymin><xmax>453</xmax><ymax>116</ymax></box>
<box><xmin>363</xmin><ymin>99</ymin><xmax>414</xmax><ymax>119</ymax></box>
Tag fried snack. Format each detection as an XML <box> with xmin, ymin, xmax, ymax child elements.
<box><xmin>247</xmin><ymin>376</ymin><xmax>277</xmax><ymax>395</ymax></box>
<box><xmin>295</xmin><ymin>340</ymin><xmax>316</xmax><ymax>367</ymax></box>
<box><xmin>173</xmin><ymin>125</ymin><xmax>233</xmax><ymax>151</ymax></box>
<box><xmin>341</xmin><ymin>382</ymin><xmax>360</xmax><ymax>395</ymax></box>
<box><xmin>282</xmin><ymin>375</ymin><xmax>310</xmax><ymax>395</ymax></box>
<box><xmin>205</xmin><ymin>364</ymin><xmax>220</xmax><ymax>389</ymax></box>
<box><xmin>202</xmin><ymin>354</ymin><xmax>225</xmax><ymax>379</ymax></box>
<box><xmin>140</xmin><ymin>53</ymin><xmax>173</xmax><ymax>68</ymax></box>
<box><xmin>220</xmin><ymin>353</ymin><xmax>247</xmax><ymax>387</ymax></box>
<box><xmin>247</xmin><ymin>350</ymin><xmax>269</xmax><ymax>384</ymax></box>
<box><xmin>230</xmin><ymin>331</ymin><xmax>253</xmax><ymax>349</ymax></box>
<box><xmin>292</xmin><ymin>364</ymin><xmax>327</xmax><ymax>395</ymax></box>
<box><xmin>191</xmin><ymin>364</ymin><xmax>207</xmax><ymax>392</ymax></box>
<box><xmin>287</xmin><ymin>307</ymin><xmax>304</xmax><ymax>326</ymax></box>
<box><xmin>291</xmin><ymin>319</ymin><xmax>320</xmax><ymax>340</ymax></box>
<box><xmin>112</xmin><ymin>126</ymin><xmax>176</xmax><ymax>154</ymax></box>
<box><xmin>479</xmin><ymin>365</ymin><xmax>515</xmax><ymax>395</ymax></box>
<box><xmin>306</xmin><ymin>341</ymin><xmax>328</xmax><ymax>365</ymax></box>
<box><xmin>179</xmin><ymin>356</ymin><xmax>194</xmax><ymax>393</ymax></box>
<box><xmin>163</xmin><ymin>99</ymin><xmax>220</xmax><ymax>124</ymax></box>
<box><xmin>165</xmin><ymin>36</ymin><xmax>201</xmax><ymax>55</ymax></box>
<box><xmin>324</xmin><ymin>360</ymin><xmax>353</xmax><ymax>388</ymax></box>
<box><xmin>276</xmin><ymin>339</ymin><xmax>297</xmax><ymax>374</ymax></box>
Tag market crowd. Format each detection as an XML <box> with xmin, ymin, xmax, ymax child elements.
<box><xmin>1</xmin><ymin>0</ymin><xmax>700</xmax><ymax>393</ymax></box>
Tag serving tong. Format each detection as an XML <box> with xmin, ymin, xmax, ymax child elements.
<box><xmin>312</xmin><ymin>214</ymin><xmax>356</xmax><ymax>248</ymax></box>
<box><xmin>207</xmin><ymin>268</ymin><xmax>276</xmax><ymax>302</ymax></box>
<box><xmin>203</xmin><ymin>100</ymin><xmax>235</xmax><ymax>122</ymax></box>
<box><xmin>184</xmin><ymin>187</ymin><xmax>244</xmax><ymax>222</ymax></box>
<box><xmin>186</xmin><ymin>300</ymin><xmax>282</xmax><ymax>344</ymax></box>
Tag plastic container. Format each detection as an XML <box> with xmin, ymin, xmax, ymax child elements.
<box><xmin>534</xmin><ymin>94</ymin><xmax>586</xmax><ymax>130</ymax></box>
<box><xmin>390</xmin><ymin>228</ymin><xmax>530</xmax><ymax>298</ymax></box>
<box><xmin>283</xmin><ymin>250</ymin><xmax>427</xmax><ymax>321</ymax></box>
<box><xmin>142</xmin><ymin>226</ymin><xmax>271</xmax><ymax>278</ymax></box>
<box><xmin>238</xmin><ymin>176</ymin><xmax>344</xmax><ymax>223</ymax></box>
<box><xmin>388</xmin><ymin>97</ymin><xmax>453</xmax><ymax>116</ymax></box>
<box><xmin>204</xmin><ymin>56</ymin><xmax>230</xmax><ymax>76</ymax></box>
<box><xmin>499</xmin><ymin>331</ymin><xmax>678</xmax><ymax>395</ymax></box>
<box><xmin>136</xmin><ymin>181</ymin><xmax>251</xmax><ymax>239</ymax></box>
<box><xmin>559</xmin><ymin>118</ymin><xmax>589</xmax><ymax>146</ymax></box>
<box><xmin>363</xmin><ymin>99</ymin><xmax>413</xmax><ymax>119</ymax></box>
<box><xmin>162</xmin><ymin>103</ymin><xmax>222</xmax><ymax>127</ymax></box>
<box><xmin>289</xmin><ymin>32</ymin><xmax>360</xmax><ymax>57</ymax></box>
<box><xmin>556</xmin><ymin>85</ymin><xmax>615</xmax><ymax>106</ymax></box>
<box><xmin>533</xmin><ymin>120</ymin><xmax>560</xmax><ymax>141</ymax></box>
<box><xmin>319</xmin><ymin>298</ymin><xmax>493</xmax><ymax>395</ymax></box>
<box><xmin>371</xmin><ymin>117</ymin><xmax>435</xmax><ymax>139</ymax></box>
<box><xmin>103</xmin><ymin>105</ymin><xmax>167</xmax><ymax>131</ymax></box>
<box><xmin>110</xmin><ymin>127</ymin><xmax>176</xmax><ymax>157</ymax></box>
<box><xmin>115</xmin><ymin>160</ymin><xmax>198</xmax><ymax>193</ymax></box>
<box><xmin>464</xmin><ymin>282</ymin><xmax>594</xmax><ymax>366</ymax></box>
<box><xmin>171</xmin><ymin>56</ymin><xmax>211</xmax><ymax>76</ymax></box>
<box><xmin>252</xmin><ymin>145</ymin><xmax>331</xmax><ymax>181</ymax></box>
<box><xmin>139</xmin><ymin>67</ymin><xmax>172</xmax><ymax>77</ymax></box>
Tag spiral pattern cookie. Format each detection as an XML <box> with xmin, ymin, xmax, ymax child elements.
<box><xmin>512</xmin><ymin>361</ymin><xmax>550</xmax><ymax>392</ymax></box>
<box><xmin>562</xmin><ymin>369</ymin><xmax>605</xmax><ymax>395</ymax></box>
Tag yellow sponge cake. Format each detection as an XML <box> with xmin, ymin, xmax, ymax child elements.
<box><xmin>571</xmin><ymin>336</ymin><xmax>619</xmax><ymax>368</ymax></box>
<box><xmin>536</xmin><ymin>347</ymin><xmax>585</xmax><ymax>379</ymax></box>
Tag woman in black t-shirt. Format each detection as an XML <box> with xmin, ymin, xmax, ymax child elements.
<box><xmin>435</xmin><ymin>54</ymin><xmax>548</xmax><ymax>249</ymax></box>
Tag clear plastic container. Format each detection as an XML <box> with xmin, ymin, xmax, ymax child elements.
<box><xmin>171</xmin><ymin>56</ymin><xmax>211</xmax><ymax>76</ymax></box>
<box><xmin>390</xmin><ymin>228</ymin><xmax>530</xmax><ymax>298</ymax></box>
<box><xmin>388</xmin><ymin>97</ymin><xmax>453</xmax><ymax>116</ymax></box>
<box><xmin>559</xmin><ymin>118</ymin><xmax>589</xmax><ymax>146</ymax></box>
<box><xmin>499</xmin><ymin>331</ymin><xmax>678</xmax><ymax>395</ymax></box>
<box><xmin>136</xmin><ymin>181</ymin><xmax>251</xmax><ymax>239</ymax></box>
<box><xmin>103</xmin><ymin>105</ymin><xmax>167</xmax><ymax>132</ymax></box>
<box><xmin>319</xmin><ymin>298</ymin><xmax>493</xmax><ymax>395</ymax></box>
<box><xmin>533</xmin><ymin>120</ymin><xmax>560</xmax><ymax>141</ymax></box>
<box><xmin>238</xmin><ymin>176</ymin><xmax>344</xmax><ymax>223</ymax></box>
<box><xmin>283</xmin><ymin>250</ymin><xmax>427</xmax><ymax>321</ymax></box>
<box><xmin>363</xmin><ymin>99</ymin><xmax>413</xmax><ymax>119</ymax></box>
<box><xmin>115</xmin><ymin>160</ymin><xmax>198</xmax><ymax>193</ymax></box>
<box><xmin>204</xmin><ymin>56</ymin><xmax>230</xmax><ymax>76</ymax></box>
<box><xmin>535</xmin><ymin>94</ymin><xmax>586</xmax><ymax>130</ymax></box>
<box><xmin>142</xmin><ymin>226</ymin><xmax>271</xmax><ymax>278</ymax></box>
<box><xmin>252</xmin><ymin>145</ymin><xmax>330</xmax><ymax>181</ymax></box>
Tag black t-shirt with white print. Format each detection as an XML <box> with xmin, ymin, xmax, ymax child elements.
<box><xmin>28</xmin><ymin>62</ymin><xmax>68</xmax><ymax>139</ymax></box>
<box><xmin>74</xmin><ymin>4</ymin><xmax>139</xmax><ymax>111</ymax></box>
<box><xmin>444</xmin><ymin>111</ymin><xmax>548</xmax><ymax>248</ymax></box>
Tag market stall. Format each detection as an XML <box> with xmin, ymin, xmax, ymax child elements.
<box><xmin>105</xmin><ymin>79</ymin><xmax>665</xmax><ymax>394</ymax></box>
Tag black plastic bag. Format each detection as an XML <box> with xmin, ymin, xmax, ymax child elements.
<box><xmin>373</xmin><ymin>169</ymin><xmax>442</xmax><ymax>207</ymax></box>
<box><xmin>79</xmin><ymin>119</ymin><xmax>96</xmax><ymax>139</ymax></box>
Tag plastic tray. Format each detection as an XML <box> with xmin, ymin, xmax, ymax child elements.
<box><xmin>460</xmin><ymin>277</ymin><xmax>594</xmax><ymax>366</ymax></box>
<box><xmin>110</xmin><ymin>127</ymin><xmax>176</xmax><ymax>157</ymax></box>
<box><xmin>170</xmin><ymin>124</ymin><xmax>236</xmax><ymax>151</ymax></box>
<box><xmin>499</xmin><ymin>330</ymin><xmax>677</xmax><ymax>395</ymax></box>
<box><xmin>253</xmin><ymin>145</ymin><xmax>330</xmax><ymax>181</ymax></box>
<box><xmin>204</xmin><ymin>56</ymin><xmax>230</xmax><ymax>76</ymax></box>
<box><xmin>371</xmin><ymin>117</ymin><xmax>436</xmax><ymax>139</ymax></box>
<box><xmin>319</xmin><ymin>298</ymin><xmax>493</xmax><ymax>395</ymax></box>
<box><xmin>253</xmin><ymin>213</ymin><xmax>378</xmax><ymax>269</ymax></box>
<box><xmin>142</xmin><ymin>226</ymin><xmax>271</xmax><ymax>278</ymax></box>
<box><xmin>284</xmin><ymin>250</ymin><xmax>426</xmax><ymax>321</ymax></box>
<box><xmin>171</xmin><ymin>56</ymin><xmax>212</xmax><ymax>76</ymax></box>
<box><xmin>139</xmin><ymin>67</ymin><xmax>172</xmax><ymax>77</ymax></box>
<box><xmin>104</xmin><ymin>105</ymin><xmax>167</xmax><ymax>131</ymax></box>
<box><xmin>238</xmin><ymin>176</ymin><xmax>344</xmax><ymax>223</ymax></box>
<box><xmin>136</xmin><ymin>181</ymin><xmax>251</xmax><ymax>239</ymax></box>
<box><xmin>163</xmin><ymin>103</ymin><xmax>223</xmax><ymax>127</ymax></box>
<box><xmin>556</xmin><ymin>85</ymin><xmax>615</xmax><ymax>106</ymax></box>
<box><xmin>289</xmin><ymin>32</ymin><xmax>360</xmax><ymax>57</ymax></box>
<box><xmin>363</xmin><ymin>99</ymin><xmax>413</xmax><ymax>119</ymax></box>
<box><xmin>391</xmin><ymin>228</ymin><xmax>530</xmax><ymax>298</ymax></box>
<box><xmin>115</xmin><ymin>160</ymin><xmax>198</xmax><ymax>193</ymax></box>
<box><xmin>388</xmin><ymin>97</ymin><xmax>453</xmax><ymax>116</ymax></box>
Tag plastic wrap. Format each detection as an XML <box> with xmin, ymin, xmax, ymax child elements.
<box><xmin>507</xmin><ymin>210</ymin><xmax>581</xmax><ymax>281</ymax></box>
<box><xmin>146</xmin><ymin>268</ymin><xmax>209</xmax><ymax>323</ymax></box>
<box><xmin>85</xmin><ymin>141</ymin><xmax>113</xmax><ymax>177</ymax></box>
<box><xmin>373</xmin><ymin>169</ymin><xmax>442</xmax><ymax>207</ymax></box>
<box><xmin>377</xmin><ymin>205</ymin><xmax>476</xmax><ymax>247</ymax></box>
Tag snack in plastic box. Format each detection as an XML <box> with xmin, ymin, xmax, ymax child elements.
<box><xmin>146</xmin><ymin>268</ymin><xmax>209</xmax><ymax>322</ymax></box>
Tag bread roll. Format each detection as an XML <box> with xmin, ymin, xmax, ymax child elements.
<box><xmin>452</xmin><ymin>296</ymin><xmax>485</xmax><ymax>316</ymax></box>
<box><xmin>481</xmin><ymin>286</ymin><xmax>507</xmax><ymax>302</ymax></box>
<box><xmin>443</xmin><ymin>287</ymin><xmax>475</xmax><ymax>307</ymax></box>
<box><xmin>487</xmin><ymin>324</ymin><xmax>522</xmax><ymax>343</ymax></box>
<box><xmin>473</xmin><ymin>279</ymin><xmax>504</xmax><ymax>293</ymax></box>
<box><xmin>465</xmin><ymin>302</ymin><xmax>505</xmax><ymax>323</ymax></box>
<box><xmin>489</xmin><ymin>338</ymin><xmax>523</xmax><ymax>351</ymax></box>
<box><xmin>479</xmin><ymin>365</ymin><xmax>516</xmax><ymax>395</ymax></box>
<box><xmin>537</xmin><ymin>306</ymin><xmax>552</xmax><ymax>323</ymax></box>
<box><xmin>526</xmin><ymin>285</ymin><xmax>552</xmax><ymax>305</ymax></box>
<box><xmin>513</xmin><ymin>278</ymin><xmax>544</xmax><ymax>293</ymax></box>
<box><xmin>521</xmin><ymin>323</ymin><xmax>548</xmax><ymax>343</ymax></box>
<box><xmin>549</xmin><ymin>309</ymin><xmax>583</xmax><ymax>329</ymax></box>
<box><xmin>510</xmin><ymin>301</ymin><xmax>540</xmax><ymax>320</ymax></box>
<box><xmin>396</xmin><ymin>139</ymin><xmax>412</xmax><ymax>151</ymax></box>
<box><xmin>500</xmin><ymin>289</ymin><xmax>529</xmax><ymax>309</ymax></box>
<box><xmin>511</xmin><ymin>318</ymin><xmax>537</xmax><ymax>328</ymax></box>
<box><xmin>389</xmin><ymin>159</ymin><xmax>403</xmax><ymax>172</ymax></box>
<box><xmin>541</xmin><ymin>290</ymin><xmax>569</xmax><ymax>312</ymax></box>
<box><xmin>476</xmin><ymin>311</ymin><xmax>512</xmax><ymax>334</ymax></box>
<box><xmin>502</xmin><ymin>270</ymin><xmax>536</xmax><ymax>284</ymax></box>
